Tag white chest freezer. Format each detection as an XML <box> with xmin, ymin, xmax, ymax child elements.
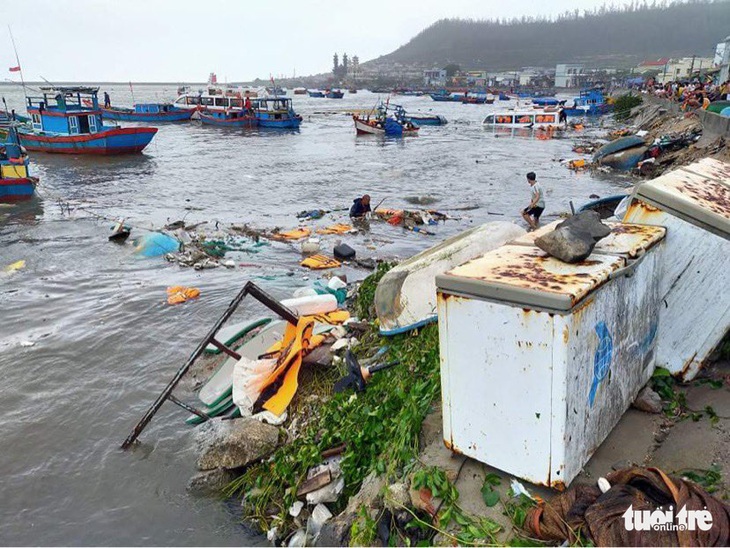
<box><xmin>623</xmin><ymin>158</ymin><xmax>730</xmax><ymax>380</ymax></box>
<box><xmin>436</xmin><ymin>225</ymin><xmax>665</xmax><ymax>488</ymax></box>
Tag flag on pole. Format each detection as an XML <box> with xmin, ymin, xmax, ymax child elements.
<box><xmin>9</xmin><ymin>66</ymin><xmax>21</xmax><ymax>72</ymax></box>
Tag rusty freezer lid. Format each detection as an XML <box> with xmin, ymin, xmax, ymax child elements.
<box><xmin>633</xmin><ymin>160</ymin><xmax>730</xmax><ymax>240</ymax></box>
<box><xmin>510</xmin><ymin>220</ymin><xmax>666</xmax><ymax>259</ymax></box>
<box><xmin>436</xmin><ymin>245</ymin><xmax>626</xmax><ymax>312</ymax></box>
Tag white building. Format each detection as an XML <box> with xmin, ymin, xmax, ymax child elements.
<box><xmin>555</xmin><ymin>64</ymin><xmax>584</xmax><ymax>88</ymax></box>
<box><xmin>716</xmin><ymin>35</ymin><xmax>730</xmax><ymax>82</ymax></box>
<box><xmin>657</xmin><ymin>57</ymin><xmax>715</xmax><ymax>83</ymax></box>
<box><xmin>423</xmin><ymin>69</ymin><xmax>447</xmax><ymax>86</ymax></box>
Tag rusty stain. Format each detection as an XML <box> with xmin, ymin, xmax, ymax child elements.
<box><xmin>562</xmin><ymin>326</ymin><xmax>569</xmax><ymax>344</ymax></box>
<box><xmin>443</xmin><ymin>438</ymin><xmax>463</xmax><ymax>456</ymax></box>
<box><xmin>681</xmin><ymin>352</ymin><xmax>698</xmax><ymax>374</ymax></box>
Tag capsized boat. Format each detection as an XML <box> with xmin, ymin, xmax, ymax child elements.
<box><xmin>0</xmin><ymin>125</ymin><xmax>37</xmax><ymax>202</ymax></box>
<box><xmin>19</xmin><ymin>87</ymin><xmax>157</xmax><ymax>154</ymax></box>
<box><xmin>374</xmin><ymin>222</ymin><xmax>526</xmax><ymax>335</ymax></box>
<box><xmin>402</xmin><ymin>113</ymin><xmax>447</xmax><ymax>126</ymax></box>
<box><xmin>199</xmin><ymin>108</ymin><xmax>257</xmax><ymax>128</ymax></box>
<box><xmin>101</xmin><ymin>103</ymin><xmax>193</xmax><ymax>122</ymax></box>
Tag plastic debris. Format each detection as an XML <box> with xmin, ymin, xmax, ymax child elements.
<box><xmin>166</xmin><ymin>286</ymin><xmax>201</xmax><ymax>305</ymax></box>
<box><xmin>252</xmin><ymin>409</ymin><xmax>288</xmax><ymax>426</ymax></box>
<box><xmin>306</xmin><ymin>476</ymin><xmax>345</xmax><ymax>505</ymax></box>
<box><xmin>288</xmin><ymin>529</ymin><xmax>308</xmax><ymax>547</ymax></box>
<box><xmin>4</xmin><ymin>259</ymin><xmax>25</xmax><ymax>273</ymax></box>
<box><xmin>266</xmin><ymin>527</ymin><xmax>278</xmax><ymax>542</ymax></box>
<box><xmin>134</xmin><ymin>232</ymin><xmax>180</xmax><ymax>257</ymax></box>
<box><xmin>307</xmin><ymin>503</ymin><xmax>333</xmax><ymax>539</ymax></box>
<box><xmin>289</xmin><ymin>501</ymin><xmax>304</xmax><ymax>518</ymax></box>
<box><xmin>510</xmin><ymin>479</ymin><xmax>535</xmax><ymax>500</ymax></box>
<box><xmin>20</xmin><ymin>340</ymin><xmax>35</xmax><ymax>347</ymax></box>
<box><xmin>597</xmin><ymin>477</ymin><xmax>611</xmax><ymax>493</ymax></box>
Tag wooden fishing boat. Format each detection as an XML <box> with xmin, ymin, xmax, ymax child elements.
<box><xmin>354</xmin><ymin>102</ymin><xmax>419</xmax><ymax>136</ymax></box>
<box><xmin>19</xmin><ymin>86</ymin><xmax>157</xmax><ymax>154</ymax></box>
<box><xmin>348</xmin><ymin>88</ymin><xmax>357</xmax><ymax>94</ymax></box>
<box><xmin>402</xmin><ymin>113</ymin><xmax>447</xmax><ymax>126</ymax></box>
<box><xmin>199</xmin><ymin>108</ymin><xmax>257</xmax><ymax>128</ymax></box>
<box><xmin>252</xmin><ymin>97</ymin><xmax>301</xmax><ymax>128</ymax></box>
<box><xmin>0</xmin><ymin>125</ymin><xmax>37</xmax><ymax>202</ymax></box>
<box><xmin>374</xmin><ymin>222</ymin><xmax>526</xmax><ymax>335</ymax></box>
<box><xmin>325</xmin><ymin>89</ymin><xmax>344</xmax><ymax>99</ymax></box>
<box><xmin>577</xmin><ymin>194</ymin><xmax>629</xmax><ymax>219</ymax></box>
<box><xmin>563</xmin><ymin>88</ymin><xmax>612</xmax><ymax>117</ymax></box>
<box><xmin>307</xmin><ymin>90</ymin><xmax>325</xmax><ymax>98</ymax></box>
<box><xmin>293</xmin><ymin>87</ymin><xmax>308</xmax><ymax>95</ymax></box>
<box><xmin>101</xmin><ymin>103</ymin><xmax>193</xmax><ymax>122</ymax></box>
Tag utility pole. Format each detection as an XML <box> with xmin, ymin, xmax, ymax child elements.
<box><xmin>689</xmin><ymin>54</ymin><xmax>696</xmax><ymax>79</ymax></box>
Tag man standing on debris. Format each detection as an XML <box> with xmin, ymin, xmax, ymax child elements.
<box><xmin>520</xmin><ymin>172</ymin><xmax>544</xmax><ymax>230</ymax></box>
<box><xmin>103</xmin><ymin>91</ymin><xmax>111</xmax><ymax>109</ymax></box>
<box><xmin>350</xmin><ymin>194</ymin><xmax>371</xmax><ymax>218</ymax></box>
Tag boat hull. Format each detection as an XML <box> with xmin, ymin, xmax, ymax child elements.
<box><xmin>199</xmin><ymin>113</ymin><xmax>257</xmax><ymax>128</ymax></box>
<box><xmin>374</xmin><ymin>222</ymin><xmax>527</xmax><ymax>335</ymax></box>
<box><xmin>404</xmin><ymin>115</ymin><xmax>447</xmax><ymax>126</ymax></box>
<box><xmin>0</xmin><ymin>176</ymin><xmax>37</xmax><ymax>202</ymax></box>
<box><xmin>353</xmin><ymin>117</ymin><xmax>418</xmax><ymax>136</ymax></box>
<box><xmin>101</xmin><ymin>108</ymin><xmax>193</xmax><ymax>122</ymax></box>
<box><xmin>18</xmin><ymin>127</ymin><xmax>158</xmax><ymax>154</ymax></box>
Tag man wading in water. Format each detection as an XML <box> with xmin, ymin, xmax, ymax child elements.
<box><xmin>520</xmin><ymin>172</ymin><xmax>544</xmax><ymax>230</ymax></box>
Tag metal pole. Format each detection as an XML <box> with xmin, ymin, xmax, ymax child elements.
<box><xmin>121</xmin><ymin>281</ymin><xmax>299</xmax><ymax>449</ymax></box>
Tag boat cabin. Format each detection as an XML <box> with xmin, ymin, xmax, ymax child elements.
<box><xmin>483</xmin><ymin>110</ymin><xmax>559</xmax><ymax>128</ymax></box>
<box><xmin>252</xmin><ymin>98</ymin><xmax>294</xmax><ymax>114</ymax></box>
<box><xmin>133</xmin><ymin>103</ymin><xmax>176</xmax><ymax>114</ymax></box>
<box><xmin>26</xmin><ymin>86</ymin><xmax>103</xmax><ymax>135</ymax></box>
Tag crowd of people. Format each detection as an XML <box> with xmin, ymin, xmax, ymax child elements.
<box><xmin>641</xmin><ymin>76</ymin><xmax>730</xmax><ymax>110</ymax></box>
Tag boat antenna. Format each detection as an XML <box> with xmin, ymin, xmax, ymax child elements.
<box><xmin>7</xmin><ymin>25</ymin><xmax>27</xmax><ymax>103</ymax></box>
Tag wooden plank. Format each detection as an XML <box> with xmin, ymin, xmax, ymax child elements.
<box><xmin>296</xmin><ymin>470</ymin><xmax>332</xmax><ymax>498</ymax></box>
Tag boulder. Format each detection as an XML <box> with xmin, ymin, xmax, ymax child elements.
<box><xmin>535</xmin><ymin>226</ymin><xmax>597</xmax><ymax>263</ymax></box>
<box><xmin>556</xmin><ymin>210</ymin><xmax>611</xmax><ymax>242</ymax></box>
<box><xmin>195</xmin><ymin>417</ymin><xmax>279</xmax><ymax>471</ymax></box>
<box><xmin>187</xmin><ymin>468</ymin><xmax>238</xmax><ymax>496</ymax></box>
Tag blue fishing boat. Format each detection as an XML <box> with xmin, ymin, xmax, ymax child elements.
<box><xmin>354</xmin><ymin>102</ymin><xmax>419</xmax><ymax>136</ymax></box>
<box><xmin>18</xmin><ymin>87</ymin><xmax>157</xmax><ymax>154</ymax></box>
<box><xmin>563</xmin><ymin>88</ymin><xmax>613</xmax><ymax>117</ymax></box>
<box><xmin>402</xmin><ymin>113</ymin><xmax>447</xmax><ymax>126</ymax></box>
<box><xmin>199</xmin><ymin>109</ymin><xmax>257</xmax><ymax>128</ymax></box>
<box><xmin>0</xmin><ymin>125</ymin><xmax>37</xmax><ymax>202</ymax></box>
<box><xmin>307</xmin><ymin>90</ymin><xmax>325</xmax><ymax>98</ymax></box>
<box><xmin>498</xmin><ymin>93</ymin><xmax>510</xmax><ymax>101</ymax></box>
<box><xmin>325</xmin><ymin>89</ymin><xmax>344</xmax><ymax>99</ymax></box>
<box><xmin>252</xmin><ymin>97</ymin><xmax>301</xmax><ymax>128</ymax></box>
<box><xmin>101</xmin><ymin>103</ymin><xmax>193</xmax><ymax>122</ymax></box>
<box><xmin>531</xmin><ymin>97</ymin><xmax>560</xmax><ymax>107</ymax></box>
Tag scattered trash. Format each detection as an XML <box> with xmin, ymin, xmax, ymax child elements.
<box><xmin>4</xmin><ymin>259</ymin><xmax>25</xmax><ymax>273</ymax></box>
<box><xmin>510</xmin><ymin>479</ymin><xmax>535</xmax><ymax>501</ymax></box>
<box><xmin>134</xmin><ymin>232</ymin><xmax>180</xmax><ymax>257</ymax></box>
<box><xmin>297</xmin><ymin>209</ymin><xmax>326</xmax><ymax>220</ymax></box>
<box><xmin>597</xmin><ymin>477</ymin><xmax>611</xmax><ymax>493</ymax></box>
<box><xmin>271</xmin><ymin>227</ymin><xmax>311</xmax><ymax>241</ymax></box>
<box><xmin>166</xmin><ymin>286</ymin><xmax>201</xmax><ymax>305</ymax></box>
<box><xmin>301</xmin><ymin>254</ymin><xmax>341</xmax><ymax>270</ymax></box>
<box><xmin>333</xmin><ymin>350</ymin><xmax>399</xmax><ymax>393</ymax></box>
<box><xmin>20</xmin><ymin>340</ymin><xmax>35</xmax><ymax>347</ymax></box>
<box><xmin>307</xmin><ymin>476</ymin><xmax>345</xmax><ymax>505</ymax></box>
<box><xmin>288</xmin><ymin>529</ymin><xmax>308</xmax><ymax>547</ymax></box>
<box><xmin>567</xmin><ymin>158</ymin><xmax>588</xmax><ymax>170</ymax></box>
<box><xmin>109</xmin><ymin>218</ymin><xmax>131</xmax><ymax>242</ymax></box>
<box><xmin>289</xmin><ymin>501</ymin><xmax>304</xmax><ymax>518</ymax></box>
<box><xmin>333</xmin><ymin>243</ymin><xmax>356</xmax><ymax>261</ymax></box>
<box><xmin>307</xmin><ymin>503</ymin><xmax>333</xmax><ymax>539</ymax></box>
<box><xmin>301</xmin><ymin>238</ymin><xmax>321</xmax><ymax>254</ymax></box>
<box><xmin>317</xmin><ymin>223</ymin><xmax>352</xmax><ymax>235</ymax></box>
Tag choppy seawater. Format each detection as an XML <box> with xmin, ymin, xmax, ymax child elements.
<box><xmin>0</xmin><ymin>84</ymin><xmax>633</xmax><ymax>546</ymax></box>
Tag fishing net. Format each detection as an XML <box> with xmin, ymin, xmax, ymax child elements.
<box><xmin>524</xmin><ymin>467</ymin><xmax>730</xmax><ymax>546</ymax></box>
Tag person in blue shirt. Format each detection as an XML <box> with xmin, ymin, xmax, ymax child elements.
<box><xmin>350</xmin><ymin>194</ymin><xmax>371</xmax><ymax>218</ymax></box>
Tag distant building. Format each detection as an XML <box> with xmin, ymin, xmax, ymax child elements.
<box><xmin>656</xmin><ymin>57</ymin><xmax>715</xmax><ymax>83</ymax></box>
<box><xmin>555</xmin><ymin>64</ymin><xmax>584</xmax><ymax>88</ymax></box>
<box><xmin>636</xmin><ymin>57</ymin><xmax>671</xmax><ymax>73</ymax></box>
<box><xmin>715</xmin><ymin>35</ymin><xmax>730</xmax><ymax>82</ymax></box>
<box><xmin>423</xmin><ymin>69</ymin><xmax>447</xmax><ymax>86</ymax></box>
<box><xmin>519</xmin><ymin>69</ymin><xmax>539</xmax><ymax>86</ymax></box>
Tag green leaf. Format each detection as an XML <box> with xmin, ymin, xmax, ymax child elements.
<box><xmin>484</xmin><ymin>472</ymin><xmax>502</xmax><ymax>486</ymax></box>
<box><xmin>481</xmin><ymin>484</ymin><xmax>500</xmax><ymax>507</ymax></box>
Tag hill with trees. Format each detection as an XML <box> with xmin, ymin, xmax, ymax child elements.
<box><xmin>366</xmin><ymin>0</ymin><xmax>730</xmax><ymax>70</ymax></box>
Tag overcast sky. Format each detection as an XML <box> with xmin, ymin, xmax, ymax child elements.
<box><xmin>4</xmin><ymin>0</ymin><xmax>629</xmax><ymax>82</ymax></box>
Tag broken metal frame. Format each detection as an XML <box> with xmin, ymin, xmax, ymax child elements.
<box><xmin>121</xmin><ymin>281</ymin><xmax>299</xmax><ymax>449</ymax></box>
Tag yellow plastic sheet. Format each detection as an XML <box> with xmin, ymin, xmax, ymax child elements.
<box><xmin>271</xmin><ymin>227</ymin><xmax>311</xmax><ymax>241</ymax></box>
<box><xmin>166</xmin><ymin>285</ymin><xmax>201</xmax><ymax>305</ymax></box>
<box><xmin>316</xmin><ymin>223</ymin><xmax>352</xmax><ymax>235</ymax></box>
<box><xmin>301</xmin><ymin>254</ymin><xmax>341</xmax><ymax>270</ymax></box>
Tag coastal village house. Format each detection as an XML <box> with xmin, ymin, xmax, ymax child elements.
<box><xmin>656</xmin><ymin>57</ymin><xmax>715</xmax><ymax>83</ymax></box>
<box><xmin>423</xmin><ymin>69</ymin><xmax>447</xmax><ymax>87</ymax></box>
<box><xmin>555</xmin><ymin>63</ymin><xmax>584</xmax><ymax>87</ymax></box>
<box><xmin>715</xmin><ymin>35</ymin><xmax>730</xmax><ymax>82</ymax></box>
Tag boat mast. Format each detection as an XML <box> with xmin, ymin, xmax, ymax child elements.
<box><xmin>8</xmin><ymin>25</ymin><xmax>27</xmax><ymax>103</ymax></box>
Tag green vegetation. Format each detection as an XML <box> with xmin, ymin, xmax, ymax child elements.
<box><xmin>613</xmin><ymin>93</ymin><xmax>643</xmax><ymax>121</ymax></box>
<box><xmin>227</xmin><ymin>264</ymin><xmax>442</xmax><ymax>538</ymax></box>
<box><xmin>353</xmin><ymin>261</ymin><xmax>393</xmax><ymax>321</ymax></box>
<box><xmin>677</xmin><ymin>465</ymin><xmax>723</xmax><ymax>494</ymax></box>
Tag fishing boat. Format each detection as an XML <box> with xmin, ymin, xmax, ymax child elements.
<box><xmin>353</xmin><ymin>103</ymin><xmax>419</xmax><ymax>136</ymax></box>
<box><xmin>374</xmin><ymin>222</ymin><xmax>526</xmax><ymax>335</ymax></box>
<box><xmin>325</xmin><ymin>89</ymin><xmax>344</xmax><ymax>99</ymax></box>
<box><xmin>430</xmin><ymin>92</ymin><xmax>464</xmax><ymax>102</ymax></box>
<box><xmin>461</xmin><ymin>94</ymin><xmax>488</xmax><ymax>104</ymax></box>
<box><xmin>577</xmin><ymin>194</ymin><xmax>629</xmax><ymax>219</ymax></box>
<box><xmin>101</xmin><ymin>103</ymin><xmax>193</xmax><ymax>122</ymax></box>
<box><xmin>307</xmin><ymin>90</ymin><xmax>325</xmax><ymax>98</ymax></box>
<box><xmin>252</xmin><ymin>97</ymin><xmax>301</xmax><ymax>128</ymax></box>
<box><xmin>482</xmin><ymin>108</ymin><xmax>561</xmax><ymax>128</ymax></box>
<box><xmin>348</xmin><ymin>88</ymin><xmax>357</xmax><ymax>94</ymax></box>
<box><xmin>402</xmin><ymin>113</ymin><xmax>447</xmax><ymax>126</ymax></box>
<box><xmin>0</xmin><ymin>125</ymin><xmax>37</xmax><ymax>202</ymax></box>
<box><xmin>19</xmin><ymin>86</ymin><xmax>157</xmax><ymax>154</ymax></box>
<box><xmin>173</xmin><ymin>83</ymin><xmax>265</xmax><ymax>111</ymax></box>
<box><xmin>498</xmin><ymin>92</ymin><xmax>510</xmax><ymax>101</ymax></box>
<box><xmin>293</xmin><ymin>87</ymin><xmax>307</xmax><ymax>95</ymax></box>
<box><xmin>266</xmin><ymin>86</ymin><xmax>286</xmax><ymax>96</ymax></box>
<box><xmin>531</xmin><ymin>97</ymin><xmax>561</xmax><ymax>107</ymax></box>
<box><xmin>563</xmin><ymin>87</ymin><xmax>612</xmax><ymax>116</ymax></box>
<box><xmin>198</xmin><ymin>108</ymin><xmax>257</xmax><ymax>128</ymax></box>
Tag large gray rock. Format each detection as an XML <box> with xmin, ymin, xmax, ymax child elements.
<box><xmin>632</xmin><ymin>386</ymin><xmax>663</xmax><ymax>414</ymax></box>
<box><xmin>195</xmin><ymin>417</ymin><xmax>279</xmax><ymax>471</ymax></box>
<box><xmin>556</xmin><ymin>210</ymin><xmax>612</xmax><ymax>242</ymax></box>
<box><xmin>535</xmin><ymin>226</ymin><xmax>597</xmax><ymax>263</ymax></box>
<box><xmin>187</xmin><ymin>468</ymin><xmax>238</xmax><ymax>496</ymax></box>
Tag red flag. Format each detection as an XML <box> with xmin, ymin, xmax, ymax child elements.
<box><xmin>9</xmin><ymin>66</ymin><xmax>20</xmax><ymax>72</ymax></box>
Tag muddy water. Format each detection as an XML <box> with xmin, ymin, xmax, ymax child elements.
<box><xmin>0</xmin><ymin>84</ymin><xmax>633</xmax><ymax>545</ymax></box>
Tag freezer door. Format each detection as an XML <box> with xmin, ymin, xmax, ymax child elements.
<box><xmin>437</xmin><ymin>245</ymin><xmax>625</xmax><ymax>312</ymax></box>
<box><xmin>633</xmin><ymin>160</ymin><xmax>730</xmax><ymax>241</ymax></box>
